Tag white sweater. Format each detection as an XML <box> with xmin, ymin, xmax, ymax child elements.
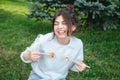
<box><xmin>20</xmin><ymin>32</ymin><xmax>83</xmax><ymax>80</ymax></box>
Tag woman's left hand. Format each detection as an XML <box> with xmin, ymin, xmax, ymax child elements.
<box><xmin>74</xmin><ymin>61</ymin><xmax>89</xmax><ymax>72</ymax></box>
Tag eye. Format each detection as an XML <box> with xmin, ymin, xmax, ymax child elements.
<box><xmin>62</xmin><ymin>22</ymin><xmax>67</xmax><ymax>25</ymax></box>
<box><xmin>54</xmin><ymin>23</ymin><xmax>58</xmax><ymax>25</ymax></box>
<box><xmin>54</xmin><ymin>22</ymin><xmax>59</xmax><ymax>26</ymax></box>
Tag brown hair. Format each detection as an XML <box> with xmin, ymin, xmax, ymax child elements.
<box><xmin>52</xmin><ymin>5</ymin><xmax>78</xmax><ymax>36</ymax></box>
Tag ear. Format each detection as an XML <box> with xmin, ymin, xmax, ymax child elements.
<box><xmin>72</xmin><ymin>25</ymin><xmax>76</xmax><ymax>31</ymax></box>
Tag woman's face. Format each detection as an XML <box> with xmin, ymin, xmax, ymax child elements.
<box><xmin>54</xmin><ymin>15</ymin><xmax>68</xmax><ymax>39</ymax></box>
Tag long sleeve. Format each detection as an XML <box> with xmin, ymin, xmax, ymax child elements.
<box><xmin>20</xmin><ymin>47</ymin><xmax>32</xmax><ymax>63</ymax></box>
<box><xmin>70</xmin><ymin>40</ymin><xmax>84</xmax><ymax>72</ymax></box>
<box><xmin>20</xmin><ymin>34</ymin><xmax>43</xmax><ymax>63</ymax></box>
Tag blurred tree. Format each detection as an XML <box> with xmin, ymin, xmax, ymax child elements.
<box><xmin>74</xmin><ymin>0</ymin><xmax>120</xmax><ymax>30</ymax></box>
<box><xmin>27</xmin><ymin>0</ymin><xmax>120</xmax><ymax>30</ymax></box>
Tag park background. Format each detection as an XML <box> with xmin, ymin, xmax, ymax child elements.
<box><xmin>0</xmin><ymin>0</ymin><xmax>120</xmax><ymax>80</ymax></box>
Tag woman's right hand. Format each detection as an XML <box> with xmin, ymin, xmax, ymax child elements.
<box><xmin>23</xmin><ymin>50</ymin><xmax>41</xmax><ymax>61</ymax></box>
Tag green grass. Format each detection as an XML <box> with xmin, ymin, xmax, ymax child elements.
<box><xmin>0</xmin><ymin>0</ymin><xmax>120</xmax><ymax>80</ymax></box>
<box><xmin>72</xmin><ymin>30</ymin><xmax>120</xmax><ymax>80</ymax></box>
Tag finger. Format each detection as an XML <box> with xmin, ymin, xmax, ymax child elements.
<box><xmin>75</xmin><ymin>61</ymin><xmax>88</xmax><ymax>68</ymax></box>
<box><xmin>75</xmin><ymin>65</ymin><xmax>84</xmax><ymax>72</ymax></box>
<box><xmin>31</xmin><ymin>55</ymin><xmax>41</xmax><ymax>61</ymax></box>
<box><xmin>75</xmin><ymin>65</ymin><xmax>81</xmax><ymax>71</ymax></box>
<box><xmin>80</xmin><ymin>62</ymin><xmax>90</xmax><ymax>68</ymax></box>
<box><xmin>74</xmin><ymin>61</ymin><xmax>84</xmax><ymax>66</ymax></box>
<box><xmin>32</xmin><ymin>51</ymin><xmax>41</xmax><ymax>55</ymax></box>
<box><xmin>74</xmin><ymin>61</ymin><xmax>90</xmax><ymax>71</ymax></box>
<box><xmin>32</xmin><ymin>54</ymin><xmax>41</xmax><ymax>59</ymax></box>
<box><xmin>33</xmin><ymin>55</ymin><xmax>41</xmax><ymax>58</ymax></box>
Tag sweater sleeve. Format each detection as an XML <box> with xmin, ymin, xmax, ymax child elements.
<box><xmin>20</xmin><ymin>34</ymin><xmax>43</xmax><ymax>63</ymax></box>
<box><xmin>20</xmin><ymin>47</ymin><xmax>32</xmax><ymax>63</ymax></box>
<box><xmin>70</xmin><ymin>40</ymin><xmax>84</xmax><ymax>72</ymax></box>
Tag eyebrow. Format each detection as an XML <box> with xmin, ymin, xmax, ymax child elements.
<box><xmin>54</xmin><ymin>20</ymin><xmax>66</xmax><ymax>23</ymax></box>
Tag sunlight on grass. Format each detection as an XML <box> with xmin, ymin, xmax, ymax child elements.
<box><xmin>0</xmin><ymin>0</ymin><xmax>30</xmax><ymax>16</ymax></box>
<box><xmin>0</xmin><ymin>4</ymin><xmax>29</xmax><ymax>15</ymax></box>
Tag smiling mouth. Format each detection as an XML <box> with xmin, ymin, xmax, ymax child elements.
<box><xmin>58</xmin><ymin>31</ymin><xmax>66</xmax><ymax>35</ymax></box>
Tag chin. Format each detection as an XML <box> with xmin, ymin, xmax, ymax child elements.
<box><xmin>58</xmin><ymin>36</ymin><xmax>67</xmax><ymax>39</ymax></box>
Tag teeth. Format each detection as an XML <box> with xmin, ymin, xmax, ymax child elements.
<box><xmin>59</xmin><ymin>31</ymin><xmax>64</xmax><ymax>33</ymax></box>
<box><xmin>58</xmin><ymin>31</ymin><xmax>64</xmax><ymax>34</ymax></box>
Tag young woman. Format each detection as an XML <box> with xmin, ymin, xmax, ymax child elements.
<box><xmin>20</xmin><ymin>6</ymin><xmax>89</xmax><ymax>80</ymax></box>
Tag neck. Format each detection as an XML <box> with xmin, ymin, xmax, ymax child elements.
<box><xmin>56</xmin><ymin>37</ymin><xmax>70</xmax><ymax>45</ymax></box>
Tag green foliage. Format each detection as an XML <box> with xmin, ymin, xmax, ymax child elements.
<box><xmin>27</xmin><ymin>0</ymin><xmax>71</xmax><ymax>20</ymax></box>
<box><xmin>27</xmin><ymin>0</ymin><xmax>120</xmax><ymax>30</ymax></box>
<box><xmin>71</xmin><ymin>0</ymin><xmax>120</xmax><ymax>30</ymax></box>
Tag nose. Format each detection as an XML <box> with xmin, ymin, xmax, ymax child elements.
<box><xmin>58</xmin><ymin>23</ymin><xmax>63</xmax><ymax>29</ymax></box>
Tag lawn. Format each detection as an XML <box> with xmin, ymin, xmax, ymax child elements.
<box><xmin>0</xmin><ymin>0</ymin><xmax>120</xmax><ymax>80</ymax></box>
